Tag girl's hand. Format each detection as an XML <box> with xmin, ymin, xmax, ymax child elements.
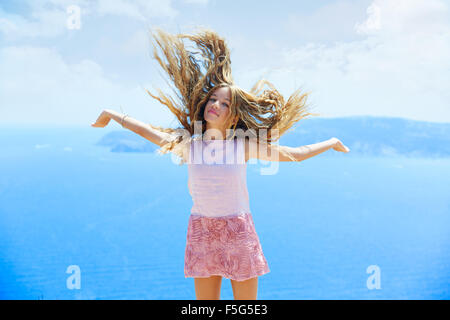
<box><xmin>330</xmin><ymin>137</ymin><xmax>350</xmax><ymax>153</ymax></box>
<box><xmin>91</xmin><ymin>110</ymin><xmax>112</xmax><ymax>128</ymax></box>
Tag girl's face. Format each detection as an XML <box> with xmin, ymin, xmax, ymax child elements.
<box><xmin>204</xmin><ymin>86</ymin><xmax>233</xmax><ymax>129</ymax></box>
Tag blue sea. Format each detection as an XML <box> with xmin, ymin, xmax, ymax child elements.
<box><xmin>0</xmin><ymin>126</ymin><xmax>449</xmax><ymax>300</ymax></box>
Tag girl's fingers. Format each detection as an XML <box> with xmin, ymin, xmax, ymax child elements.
<box><xmin>339</xmin><ymin>142</ymin><xmax>349</xmax><ymax>152</ymax></box>
<box><xmin>335</xmin><ymin>144</ymin><xmax>350</xmax><ymax>152</ymax></box>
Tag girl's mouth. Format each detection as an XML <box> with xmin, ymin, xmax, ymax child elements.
<box><xmin>209</xmin><ymin>110</ymin><xmax>218</xmax><ymax>116</ymax></box>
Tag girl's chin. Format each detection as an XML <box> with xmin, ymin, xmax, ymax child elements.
<box><xmin>205</xmin><ymin>116</ymin><xmax>219</xmax><ymax>123</ymax></box>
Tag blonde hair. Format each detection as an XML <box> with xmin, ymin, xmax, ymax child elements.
<box><xmin>145</xmin><ymin>27</ymin><xmax>320</xmax><ymax>164</ymax></box>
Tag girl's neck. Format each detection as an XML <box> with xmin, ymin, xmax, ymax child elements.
<box><xmin>203</xmin><ymin>128</ymin><xmax>226</xmax><ymax>141</ymax></box>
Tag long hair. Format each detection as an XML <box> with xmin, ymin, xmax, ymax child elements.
<box><xmin>145</xmin><ymin>27</ymin><xmax>320</xmax><ymax>164</ymax></box>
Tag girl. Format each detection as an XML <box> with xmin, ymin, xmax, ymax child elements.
<box><xmin>91</xmin><ymin>28</ymin><xmax>350</xmax><ymax>300</ymax></box>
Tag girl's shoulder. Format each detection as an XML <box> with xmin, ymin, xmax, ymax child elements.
<box><xmin>168</xmin><ymin>134</ymin><xmax>193</xmax><ymax>164</ymax></box>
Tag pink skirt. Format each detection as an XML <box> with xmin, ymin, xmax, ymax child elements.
<box><xmin>184</xmin><ymin>212</ymin><xmax>270</xmax><ymax>281</ymax></box>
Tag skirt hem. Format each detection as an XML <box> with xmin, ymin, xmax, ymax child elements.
<box><xmin>184</xmin><ymin>268</ymin><xmax>270</xmax><ymax>282</ymax></box>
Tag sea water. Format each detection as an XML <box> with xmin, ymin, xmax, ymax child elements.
<box><xmin>0</xmin><ymin>127</ymin><xmax>448</xmax><ymax>299</ymax></box>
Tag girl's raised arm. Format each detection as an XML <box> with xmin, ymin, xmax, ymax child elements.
<box><xmin>91</xmin><ymin>109</ymin><xmax>175</xmax><ymax>147</ymax></box>
<box><xmin>246</xmin><ymin>137</ymin><xmax>350</xmax><ymax>162</ymax></box>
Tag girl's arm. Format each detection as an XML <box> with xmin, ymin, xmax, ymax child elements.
<box><xmin>91</xmin><ymin>109</ymin><xmax>175</xmax><ymax>147</ymax></box>
<box><xmin>246</xmin><ymin>137</ymin><xmax>350</xmax><ymax>162</ymax></box>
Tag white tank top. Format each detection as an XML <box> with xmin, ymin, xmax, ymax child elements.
<box><xmin>187</xmin><ymin>137</ymin><xmax>251</xmax><ymax>217</ymax></box>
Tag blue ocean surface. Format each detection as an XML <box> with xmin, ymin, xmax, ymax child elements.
<box><xmin>0</xmin><ymin>126</ymin><xmax>449</xmax><ymax>300</ymax></box>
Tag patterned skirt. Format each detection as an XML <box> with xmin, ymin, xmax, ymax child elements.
<box><xmin>184</xmin><ymin>212</ymin><xmax>270</xmax><ymax>281</ymax></box>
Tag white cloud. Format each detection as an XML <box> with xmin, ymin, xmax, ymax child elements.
<box><xmin>1</xmin><ymin>0</ymin><xmax>449</xmax><ymax>126</ymax></box>
<box><xmin>272</xmin><ymin>0</ymin><xmax>450</xmax><ymax>122</ymax></box>
<box><xmin>355</xmin><ymin>0</ymin><xmax>450</xmax><ymax>36</ymax></box>
<box><xmin>0</xmin><ymin>0</ymin><xmax>177</xmax><ymax>38</ymax></box>
<box><xmin>0</xmin><ymin>46</ymin><xmax>177</xmax><ymax>126</ymax></box>
<box><xmin>0</xmin><ymin>6</ymin><xmax>67</xmax><ymax>38</ymax></box>
<box><xmin>96</xmin><ymin>0</ymin><xmax>177</xmax><ymax>21</ymax></box>
<box><xmin>285</xmin><ymin>0</ymin><xmax>372</xmax><ymax>43</ymax></box>
<box><xmin>182</xmin><ymin>0</ymin><xmax>209</xmax><ymax>5</ymax></box>
<box><xmin>120</xmin><ymin>29</ymin><xmax>150</xmax><ymax>56</ymax></box>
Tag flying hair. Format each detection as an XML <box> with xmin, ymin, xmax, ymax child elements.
<box><xmin>144</xmin><ymin>27</ymin><xmax>320</xmax><ymax>165</ymax></box>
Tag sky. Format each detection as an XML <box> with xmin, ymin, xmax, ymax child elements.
<box><xmin>0</xmin><ymin>0</ymin><xmax>449</xmax><ymax>128</ymax></box>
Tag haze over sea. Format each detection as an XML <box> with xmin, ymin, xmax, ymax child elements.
<box><xmin>0</xmin><ymin>117</ymin><xmax>449</xmax><ymax>299</ymax></box>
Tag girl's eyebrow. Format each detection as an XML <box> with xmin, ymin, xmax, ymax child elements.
<box><xmin>211</xmin><ymin>94</ymin><xmax>230</xmax><ymax>102</ymax></box>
